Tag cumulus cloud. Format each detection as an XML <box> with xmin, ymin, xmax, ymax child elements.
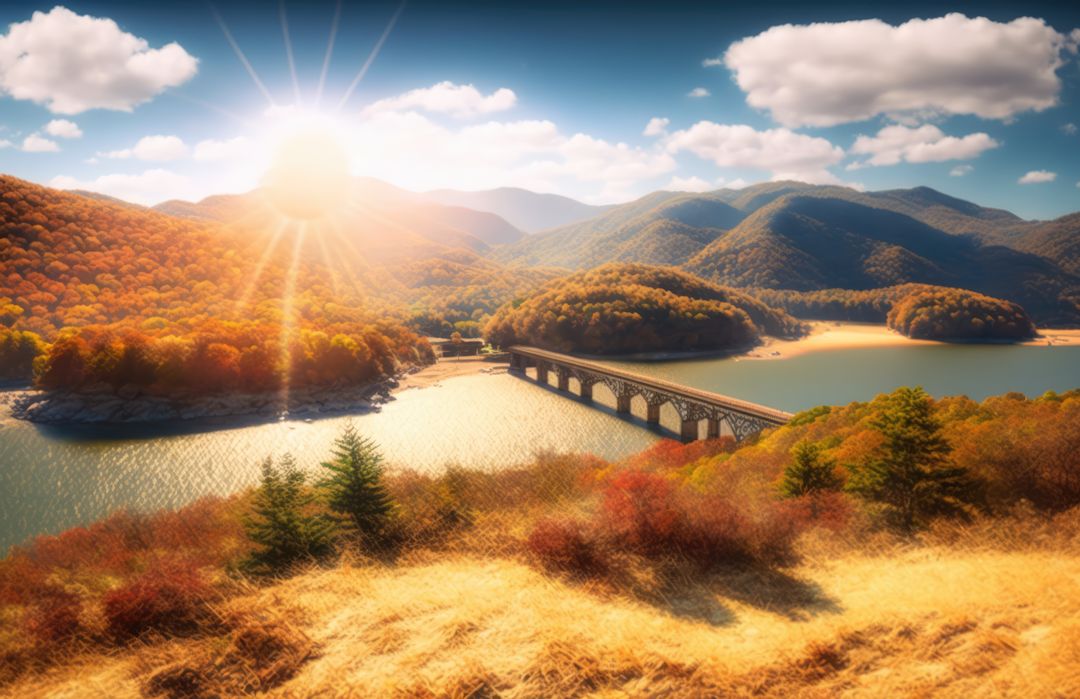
<box><xmin>1063</xmin><ymin>123</ymin><xmax>1078</xmax><ymax>135</ymax></box>
<box><xmin>950</xmin><ymin>165</ymin><xmax>974</xmax><ymax>177</ymax></box>
<box><xmin>849</xmin><ymin>125</ymin><xmax>999</xmax><ymax>168</ymax></box>
<box><xmin>687</xmin><ymin>87</ymin><xmax>710</xmax><ymax>98</ymax></box>
<box><xmin>362</xmin><ymin>81</ymin><xmax>516</xmax><ymax>118</ymax></box>
<box><xmin>724</xmin><ymin>14</ymin><xmax>1078</xmax><ymax>127</ymax></box>
<box><xmin>1018</xmin><ymin>170</ymin><xmax>1056</xmax><ymax>184</ymax></box>
<box><xmin>664</xmin><ymin>175</ymin><xmax>751</xmax><ymax>192</ymax></box>
<box><xmin>0</xmin><ymin>139</ymin><xmax>13</xmax><ymax>149</ymax></box>
<box><xmin>50</xmin><ymin>169</ymin><xmax>192</xmax><ymax>205</ymax></box>
<box><xmin>0</xmin><ymin>6</ymin><xmax>197</xmax><ymax>114</ymax></box>
<box><xmin>664</xmin><ymin>121</ymin><xmax>846</xmax><ymax>184</ymax></box>
<box><xmin>193</xmin><ymin>136</ymin><xmax>251</xmax><ymax>162</ymax></box>
<box><xmin>102</xmin><ymin>135</ymin><xmax>188</xmax><ymax>161</ymax></box>
<box><xmin>702</xmin><ymin>57</ymin><xmax>723</xmax><ymax>67</ymax></box>
<box><xmin>21</xmin><ymin>134</ymin><xmax>59</xmax><ymax>152</ymax></box>
<box><xmin>643</xmin><ymin>117</ymin><xmax>670</xmax><ymax>137</ymax></box>
<box><xmin>43</xmin><ymin>119</ymin><xmax>81</xmax><ymax>138</ymax></box>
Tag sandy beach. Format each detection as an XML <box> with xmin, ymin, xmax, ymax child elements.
<box><xmin>397</xmin><ymin>355</ymin><xmax>509</xmax><ymax>390</ymax></box>
<box><xmin>745</xmin><ymin>322</ymin><xmax>1080</xmax><ymax>360</ymax></box>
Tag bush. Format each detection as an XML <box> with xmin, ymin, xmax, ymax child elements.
<box><xmin>600</xmin><ymin>470</ymin><xmax>799</xmax><ymax>566</ymax></box>
<box><xmin>22</xmin><ymin>588</ymin><xmax>82</xmax><ymax>644</ymax></box>
<box><xmin>102</xmin><ymin>560</ymin><xmax>217</xmax><ymax>639</ymax></box>
<box><xmin>526</xmin><ymin>518</ymin><xmax>607</xmax><ymax>578</ymax></box>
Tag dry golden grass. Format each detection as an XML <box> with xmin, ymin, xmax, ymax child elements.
<box><xmin>6</xmin><ymin>544</ymin><xmax>1078</xmax><ymax>698</ymax></box>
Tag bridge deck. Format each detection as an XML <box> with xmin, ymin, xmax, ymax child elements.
<box><xmin>508</xmin><ymin>345</ymin><xmax>793</xmax><ymax>424</ymax></box>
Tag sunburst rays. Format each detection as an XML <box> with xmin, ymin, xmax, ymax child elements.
<box><xmin>193</xmin><ymin>1</ymin><xmax>410</xmax><ymax>406</ymax></box>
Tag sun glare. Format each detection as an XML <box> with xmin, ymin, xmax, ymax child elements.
<box><xmin>261</xmin><ymin>114</ymin><xmax>352</xmax><ymax>221</ymax></box>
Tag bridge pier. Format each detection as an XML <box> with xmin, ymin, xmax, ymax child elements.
<box><xmin>505</xmin><ymin>346</ymin><xmax>790</xmax><ymax>443</ymax></box>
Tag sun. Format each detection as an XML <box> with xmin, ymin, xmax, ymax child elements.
<box><xmin>260</xmin><ymin>113</ymin><xmax>352</xmax><ymax>221</ymax></box>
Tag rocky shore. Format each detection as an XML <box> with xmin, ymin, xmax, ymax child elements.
<box><xmin>4</xmin><ymin>371</ymin><xmax>419</xmax><ymax>426</ymax></box>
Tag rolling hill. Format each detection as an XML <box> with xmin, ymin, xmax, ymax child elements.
<box><xmin>491</xmin><ymin>183</ymin><xmax>1080</xmax><ymax>324</ymax></box>
<box><xmin>420</xmin><ymin>186</ymin><xmax>611</xmax><ymax>233</ymax></box>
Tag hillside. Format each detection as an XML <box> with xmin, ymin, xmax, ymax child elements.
<box><xmin>685</xmin><ymin>195</ymin><xmax>1078</xmax><ymax>324</ymax></box>
<box><xmin>491</xmin><ymin>191</ymin><xmax>742</xmax><ymax>268</ymax></box>
<box><xmin>3</xmin><ymin>388</ymin><xmax>1079</xmax><ymax>696</ymax></box>
<box><xmin>420</xmin><ymin>186</ymin><xmax>610</xmax><ymax>233</ymax></box>
<box><xmin>154</xmin><ymin>178</ymin><xmax>526</xmax><ymax>254</ymax></box>
<box><xmin>489</xmin><ymin>183</ymin><xmax>1080</xmax><ymax>324</ymax></box>
<box><xmin>484</xmin><ymin>263</ymin><xmax>803</xmax><ymax>354</ymax></box>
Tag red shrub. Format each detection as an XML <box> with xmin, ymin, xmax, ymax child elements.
<box><xmin>526</xmin><ymin>518</ymin><xmax>607</xmax><ymax>578</ymax></box>
<box><xmin>601</xmin><ymin>471</ymin><xmax>680</xmax><ymax>555</ymax></box>
<box><xmin>22</xmin><ymin>588</ymin><xmax>82</xmax><ymax>644</ymax></box>
<box><xmin>624</xmin><ymin>438</ymin><xmax>736</xmax><ymax>471</ymax></box>
<box><xmin>600</xmin><ymin>470</ymin><xmax>800</xmax><ymax>566</ymax></box>
<box><xmin>779</xmin><ymin>492</ymin><xmax>854</xmax><ymax>533</ymax></box>
<box><xmin>102</xmin><ymin>559</ymin><xmax>217</xmax><ymax>639</ymax></box>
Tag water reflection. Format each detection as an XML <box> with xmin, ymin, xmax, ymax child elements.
<box><xmin>2</xmin><ymin>342</ymin><xmax>1078</xmax><ymax>551</ymax></box>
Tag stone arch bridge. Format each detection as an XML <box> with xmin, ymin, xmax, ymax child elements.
<box><xmin>507</xmin><ymin>346</ymin><xmax>792</xmax><ymax>442</ymax></box>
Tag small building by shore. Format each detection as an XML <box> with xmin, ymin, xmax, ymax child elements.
<box><xmin>428</xmin><ymin>336</ymin><xmax>485</xmax><ymax>357</ymax></box>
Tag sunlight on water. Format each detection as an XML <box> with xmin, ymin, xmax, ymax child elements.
<box><xmin>2</xmin><ymin>343</ymin><xmax>1079</xmax><ymax>551</ymax></box>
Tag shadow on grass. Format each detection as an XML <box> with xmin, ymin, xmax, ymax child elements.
<box><xmin>618</xmin><ymin>561</ymin><xmax>842</xmax><ymax>627</ymax></box>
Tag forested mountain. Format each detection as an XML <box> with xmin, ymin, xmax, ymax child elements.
<box><xmin>155</xmin><ymin>178</ymin><xmax>526</xmax><ymax>253</ymax></box>
<box><xmin>685</xmin><ymin>195</ymin><xmax>1078</xmax><ymax>323</ymax></box>
<box><xmin>489</xmin><ymin>183</ymin><xmax>1079</xmax><ymax>325</ymax></box>
<box><xmin>490</xmin><ymin>191</ymin><xmax>743</xmax><ymax>268</ymax></box>
<box><xmin>484</xmin><ymin>263</ymin><xmax>803</xmax><ymax>354</ymax></box>
<box><xmin>420</xmin><ymin>187</ymin><xmax>611</xmax><ymax>233</ymax></box>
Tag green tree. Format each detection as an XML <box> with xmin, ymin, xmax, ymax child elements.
<box><xmin>846</xmin><ymin>387</ymin><xmax>978</xmax><ymax>532</ymax></box>
<box><xmin>779</xmin><ymin>441</ymin><xmax>842</xmax><ymax>499</ymax></box>
<box><xmin>244</xmin><ymin>455</ymin><xmax>334</xmax><ymax>574</ymax></box>
<box><xmin>319</xmin><ymin>425</ymin><xmax>394</xmax><ymax>548</ymax></box>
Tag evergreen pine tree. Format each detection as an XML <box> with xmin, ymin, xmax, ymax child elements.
<box><xmin>779</xmin><ymin>441</ymin><xmax>842</xmax><ymax>498</ymax></box>
<box><xmin>243</xmin><ymin>455</ymin><xmax>335</xmax><ymax>574</ymax></box>
<box><xmin>318</xmin><ymin>424</ymin><xmax>394</xmax><ymax>547</ymax></box>
<box><xmin>846</xmin><ymin>386</ymin><xmax>978</xmax><ymax>532</ymax></box>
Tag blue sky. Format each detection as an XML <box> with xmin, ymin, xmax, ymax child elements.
<box><xmin>1</xmin><ymin>1</ymin><xmax>1078</xmax><ymax>218</ymax></box>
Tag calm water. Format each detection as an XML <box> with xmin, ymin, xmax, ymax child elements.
<box><xmin>2</xmin><ymin>342</ymin><xmax>1079</xmax><ymax>552</ymax></box>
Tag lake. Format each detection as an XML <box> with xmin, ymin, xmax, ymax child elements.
<box><xmin>2</xmin><ymin>340</ymin><xmax>1079</xmax><ymax>552</ymax></box>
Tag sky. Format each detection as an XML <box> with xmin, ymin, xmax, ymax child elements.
<box><xmin>1</xmin><ymin>0</ymin><xmax>1079</xmax><ymax>219</ymax></box>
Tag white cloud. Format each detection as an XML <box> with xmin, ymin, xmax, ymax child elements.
<box><xmin>1063</xmin><ymin>123</ymin><xmax>1078</xmax><ymax>135</ymax></box>
<box><xmin>362</xmin><ymin>81</ymin><xmax>516</xmax><ymax>118</ymax></box>
<box><xmin>664</xmin><ymin>121</ymin><xmax>846</xmax><ymax>184</ymax></box>
<box><xmin>0</xmin><ymin>6</ymin><xmax>197</xmax><ymax>114</ymax></box>
<box><xmin>50</xmin><ymin>169</ymin><xmax>192</xmax><ymax>205</ymax></box>
<box><xmin>643</xmin><ymin>117</ymin><xmax>670</xmax><ymax>137</ymax></box>
<box><xmin>724</xmin><ymin>14</ymin><xmax>1077</xmax><ymax>127</ymax></box>
<box><xmin>1018</xmin><ymin>170</ymin><xmax>1056</xmax><ymax>184</ymax></box>
<box><xmin>102</xmin><ymin>135</ymin><xmax>188</xmax><ymax>161</ymax></box>
<box><xmin>849</xmin><ymin>124</ymin><xmax>999</xmax><ymax>168</ymax></box>
<box><xmin>702</xmin><ymin>57</ymin><xmax>723</xmax><ymax>67</ymax></box>
<box><xmin>0</xmin><ymin>139</ymin><xmax>12</xmax><ymax>149</ymax></box>
<box><xmin>665</xmin><ymin>175</ymin><xmax>751</xmax><ymax>193</ymax></box>
<box><xmin>21</xmin><ymin>134</ymin><xmax>59</xmax><ymax>152</ymax></box>
<box><xmin>193</xmin><ymin>136</ymin><xmax>251</xmax><ymax>162</ymax></box>
<box><xmin>665</xmin><ymin>175</ymin><xmax>714</xmax><ymax>192</ymax></box>
<box><xmin>950</xmin><ymin>165</ymin><xmax>974</xmax><ymax>177</ymax></box>
<box><xmin>346</xmin><ymin>107</ymin><xmax>674</xmax><ymax>202</ymax></box>
<box><xmin>687</xmin><ymin>87</ymin><xmax>710</xmax><ymax>98</ymax></box>
<box><xmin>43</xmin><ymin>118</ymin><xmax>81</xmax><ymax>138</ymax></box>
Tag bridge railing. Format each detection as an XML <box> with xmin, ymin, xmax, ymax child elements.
<box><xmin>507</xmin><ymin>345</ymin><xmax>792</xmax><ymax>441</ymax></box>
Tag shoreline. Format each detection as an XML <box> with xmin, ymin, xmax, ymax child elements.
<box><xmin>1</xmin><ymin>357</ymin><xmax>511</xmax><ymax>429</ymax></box>
<box><xmin>743</xmin><ymin>322</ymin><xmax>1080</xmax><ymax>361</ymax></box>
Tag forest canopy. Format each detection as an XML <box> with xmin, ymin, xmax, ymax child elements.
<box><xmin>886</xmin><ymin>287</ymin><xmax>1036</xmax><ymax>341</ymax></box>
<box><xmin>484</xmin><ymin>263</ymin><xmax>804</xmax><ymax>354</ymax></box>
